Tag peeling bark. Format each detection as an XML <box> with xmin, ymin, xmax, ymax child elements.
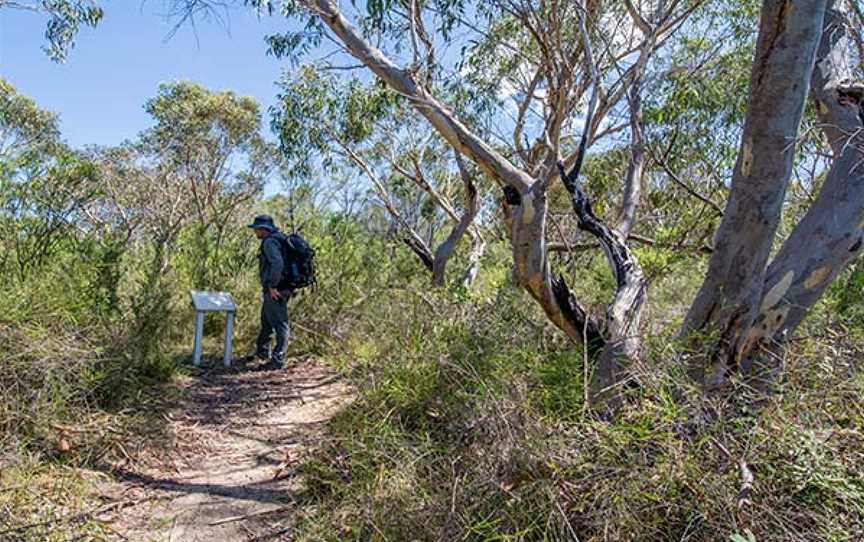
<box><xmin>508</xmin><ymin>181</ymin><xmax>586</xmax><ymax>341</ymax></box>
<box><xmin>744</xmin><ymin>8</ymin><xmax>864</xmax><ymax>372</ymax></box>
<box><xmin>681</xmin><ymin>0</ymin><xmax>828</xmax><ymax>386</ymax></box>
<box><xmin>558</xmin><ymin>162</ymin><xmax>647</xmax><ymax>400</ymax></box>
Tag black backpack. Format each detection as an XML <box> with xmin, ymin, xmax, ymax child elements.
<box><xmin>276</xmin><ymin>232</ymin><xmax>317</xmax><ymax>291</ymax></box>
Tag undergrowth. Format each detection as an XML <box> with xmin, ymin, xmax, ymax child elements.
<box><xmin>0</xmin><ymin>206</ymin><xmax>398</xmax><ymax>539</ymax></box>
<box><xmin>3</xmin><ymin>205</ymin><xmax>864</xmax><ymax>541</ymax></box>
<box><xmin>285</xmin><ymin>263</ymin><xmax>864</xmax><ymax>542</ymax></box>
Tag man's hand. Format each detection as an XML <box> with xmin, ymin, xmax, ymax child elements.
<box><xmin>269</xmin><ymin>287</ymin><xmax>281</xmax><ymax>300</ymax></box>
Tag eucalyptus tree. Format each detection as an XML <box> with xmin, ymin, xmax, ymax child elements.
<box><xmin>0</xmin><ymin>77</ymin><xmax>60</xmax><ymax>161</ymax></box>
<box><xmin>88</xmin><ymin>82</ymin><xmax>276</xmax><ymax>289</ymax></box>
<box><xmin>176</xmin><ymin>0</ymin><xmax>864</xmax><ymax>403</ymax></box>
<box><xmin>260</xmin><ymin>0</ymin><xmax>502</xmax><ymax>289</ymax></box>
<box><xmin>0</xmin><ymin>0</ymin><xmax>103</xmax><ymax>61</ymax></box>
<box><xmin>0</xmin><ymin>78</ymin><xmax>99</xmax><ymax>280</ymax></box>
<box><xmin>189</xmin><ymin>0</ymin><xmax>702</xmax><ymax>401</ymax></box>
<box><xmin>142</xmin><ymin>83</ymin><xmax>274</xmax><ymax>244</ymax></box>
<box><xmin>272</xmin><ymin>66</ymin><xmax>487</xmax><ymax>287</ymax></box>
<box><xmin>683</xmin><ymin>1</ymin><xmax>864</xmax><ymax>387</ymax></box>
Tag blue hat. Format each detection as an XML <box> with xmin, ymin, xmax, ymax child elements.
<box><xmin>247</xmin><ymin>215</ymin><xmax>276</xmax><ymax>231</ymax></box>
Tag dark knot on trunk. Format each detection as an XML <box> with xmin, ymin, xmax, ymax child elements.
<box><xmin>502</xmin><ymin>185</ymin><xmax>522</xmax><ymax>206</ymax></box>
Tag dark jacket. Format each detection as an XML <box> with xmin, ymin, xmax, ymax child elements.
<box><xmin>258</xmin><ymin>230</ymin><xmax>288</xmax><ymax>290</ymax></box>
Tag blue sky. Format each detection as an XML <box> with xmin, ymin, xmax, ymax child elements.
<box><xmin>0</xmin><ymin>2</ymin><xmax>296</xmax><ymax>148</ymax></box>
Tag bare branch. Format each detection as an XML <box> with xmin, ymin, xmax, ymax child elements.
<box><xmin>623</xmin><ymin>0</ymin><xmax>651</xmax><ymax>34</ymax></box>
<box><xmin>309</xmin><ymin>0</ymin><xmax>535</xmax><ymax>193</ymax></box>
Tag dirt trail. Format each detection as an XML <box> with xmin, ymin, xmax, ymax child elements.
<box><xmin>96</xmin><ymin>358</ymin><xmax>351</xmax><ymax>541</ymax></box>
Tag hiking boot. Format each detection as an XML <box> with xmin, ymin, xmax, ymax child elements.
<box><xmin>240</xmin><ymin>353</ymin><xmax>270</xmax><ymax>363</ymax></box>
<box><xmin>260</xmin><ymin>359</ymin><xmax>284</xmax><ymax>371</ymax></box>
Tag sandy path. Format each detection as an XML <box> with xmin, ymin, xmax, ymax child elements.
<box><xmin>97</xmin><ymin>358</ymin><xmax>350</xmax><ymax>542</ymax></box>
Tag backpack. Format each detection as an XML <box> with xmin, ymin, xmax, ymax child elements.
<box><xmin>276</xmin><ymin>232</ymin><xmax>317</xmax><ymax>291</ymax></box>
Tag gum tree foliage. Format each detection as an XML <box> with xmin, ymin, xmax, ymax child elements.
<box><xmin>0</xmin><ymin>78</ymin><xmax>99</xmax><ymax>280</ymax></box>
<box><xmin>256</xmin><ymin>0</ymin><xmax>497</xmax><ymax>288</ymax></box>
<box><xmin>175</xmin><ymin>0</ymin><xmax>708</xmax><ymax>403</ymax></box>
<box><xmin>141</xmin><ymin>82</ymin><xmax>274</xmax><ymax>238</ymax></box>
<box><xmin>178</xmin><ymin>0</ymin><xmax>864</xmax><ymax>404</ymax></box>
<box><xmin>0</xmin><ymin>0</ymin><xmax>104</xmax><ymax>61</ymax></box>
<box><xmin>90</xmin><ymin>82</ymin><xmax>277</xmax><ymax>289</ymax></box>
<box><xmin>188</xmin><ymin>0</ymin><xmax>704</xmax><ymax>404</ymax></box>
<box><xmin>272</xmin><ymin>66</ymin><xmax>487</xmax><ymax>286</ymax></box>
<box><xmin>66</xmin><ymin>83</ymin><xmax>279</xmax><ymax>355</ymax></box>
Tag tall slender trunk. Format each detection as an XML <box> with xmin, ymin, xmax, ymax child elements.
<box><xmin>681</xmin><ymin>0</ymin><xmax>828</xmax><ymax>386</ymax></box>
<box><xmin>617</xmin><ymin>87</ymin><xmax>645</xmax><ymax>238</ymax></box>
<box><xmin>460</xmin><ymin>234</ymin><xmax>485</xmax><ymax>288</ymax></box>
<box><xmin>310</xmin><ymin>0</ymin><xmax>645</xmax><ymax>408</ymax></box>
<box><xmin>744</xmin><ymin>8</ymin><xmax>864</xmax><ymax>374</ymax></box>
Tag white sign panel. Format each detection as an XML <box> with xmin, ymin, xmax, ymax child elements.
<box><xmin>189</xmin><ymin>290</ymin><xmax>236</xmax><ymax>367</ymax></box>
<box><xmin>190</xmin><ymin>290</ymin><xmax>236</xmax><ymax>313</ymax></box>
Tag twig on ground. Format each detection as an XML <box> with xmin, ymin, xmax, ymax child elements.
<box><xmin>737</xmin><ymin>459</ymin><xmax>754</xmax><ymax>509</ymax></box>
<box><xmin>207</xmin><ymin>505</ymin><xmax>293</xmax><ymax>526</ymax></box>
<box><xmin>0</xmin><ymin>496</ymin><xmax>160</xmax><ymax>537</ymax></box>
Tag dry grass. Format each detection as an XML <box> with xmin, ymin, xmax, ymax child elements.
<box><xmin>283</xmin><ymin>286</ymin><xmax>864</xmax><ymax>542</ymax></box>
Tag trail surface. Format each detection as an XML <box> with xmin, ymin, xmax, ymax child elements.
<box><xmin>96</xmin><ymin>358</ymin><xmax>350</xmax><ymax>541</ymax></box>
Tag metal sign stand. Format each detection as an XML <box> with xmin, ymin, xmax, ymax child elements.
<box><xmin>189</xmin><ymin>290</ymin><xmax>237</xmax><ymax>367</ymax></box>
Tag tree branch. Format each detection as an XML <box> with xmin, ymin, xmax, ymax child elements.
<box><xmin>647</xmin><ymin>144</ymin><xmax>725</xmax><ymax>216</ymax></box>
<box><xmin>308</xmin><ymin>0</ymin><xmax>534</xmax><ymax>193</ymax></box>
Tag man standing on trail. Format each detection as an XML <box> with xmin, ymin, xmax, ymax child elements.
<box><xmin>248</xmin><ymin>215</ymin><xmax>292</xmax><ymax>369</ymax></box>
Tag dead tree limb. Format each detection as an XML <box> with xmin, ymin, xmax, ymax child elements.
<box><xmin>558</xmin><ymin>160</ymin><xmax>648</xmax><ymax>400</ymax></box>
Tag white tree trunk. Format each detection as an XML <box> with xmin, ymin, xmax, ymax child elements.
<box><xmin>744</xmin><ymin>7</ymin><xmax>864</xmax><ymax>375</ymax></box>
<box><xmin>681</xmin><ymin>0</ymin><xmax>829</xmax><ymax>386</ymax></box>
<box><xmin>309</xmin><ymin>0</ymin><xmax>647</xmax><ymax>407</ymax></box>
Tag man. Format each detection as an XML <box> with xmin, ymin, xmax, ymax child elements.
<box><xmin>248</xmin><ymin>215</ymin><xmax>292</xmax><ymax>369</ymax></box>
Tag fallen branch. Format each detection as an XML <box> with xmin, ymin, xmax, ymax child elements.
<box><xmin>207</xmin><ymin>505</ymin><xmax>293</xmax><ymax>526</ymax></box>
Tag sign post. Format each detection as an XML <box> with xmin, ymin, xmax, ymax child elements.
<box><xmin>189</xmin><ymin>290</ymin><xmax>237</xmax><ymax>367</ymax></box>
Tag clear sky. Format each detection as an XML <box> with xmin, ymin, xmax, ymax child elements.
<box><xmin>0</xmin><ymin>2</ymin><xmax>296</xmax><ymax>149</ymax></box>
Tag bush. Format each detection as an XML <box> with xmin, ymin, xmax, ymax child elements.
<box><xmin>286</xmin><ymin>276</ymin><xmax>864</xmax><ymax>542</ymax></box>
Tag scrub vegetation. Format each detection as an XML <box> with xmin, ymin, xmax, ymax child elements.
<box><xmin>2</xmin><ymin>0</ymin><xmax>864</xmax><ymax>540</ymax></box>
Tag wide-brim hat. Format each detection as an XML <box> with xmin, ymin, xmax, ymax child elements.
<box><xmin>247</xmin><ymin>214</ymin><xmax>276</xmax><ymax>231</ymax></box>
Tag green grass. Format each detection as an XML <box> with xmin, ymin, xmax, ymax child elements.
<box><xmin>0</xmin><ymin>459</ymin><xmax>115</xmax><ymax>541</ymax></box>
<box><xmin>4</xmin><ymin>214</ymin><xmax>864</xmax><ymax>541</ymax></box>
<box><xmin>284</xmin><ymin>278</ymin><xmax>864</xmax><ymax>542</ymax></box>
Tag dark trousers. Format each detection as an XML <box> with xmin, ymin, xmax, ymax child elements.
<box><xmin>255</xmin><ymin>292</ymin><xmax>290</xmax><ymax>363</ymax></box>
